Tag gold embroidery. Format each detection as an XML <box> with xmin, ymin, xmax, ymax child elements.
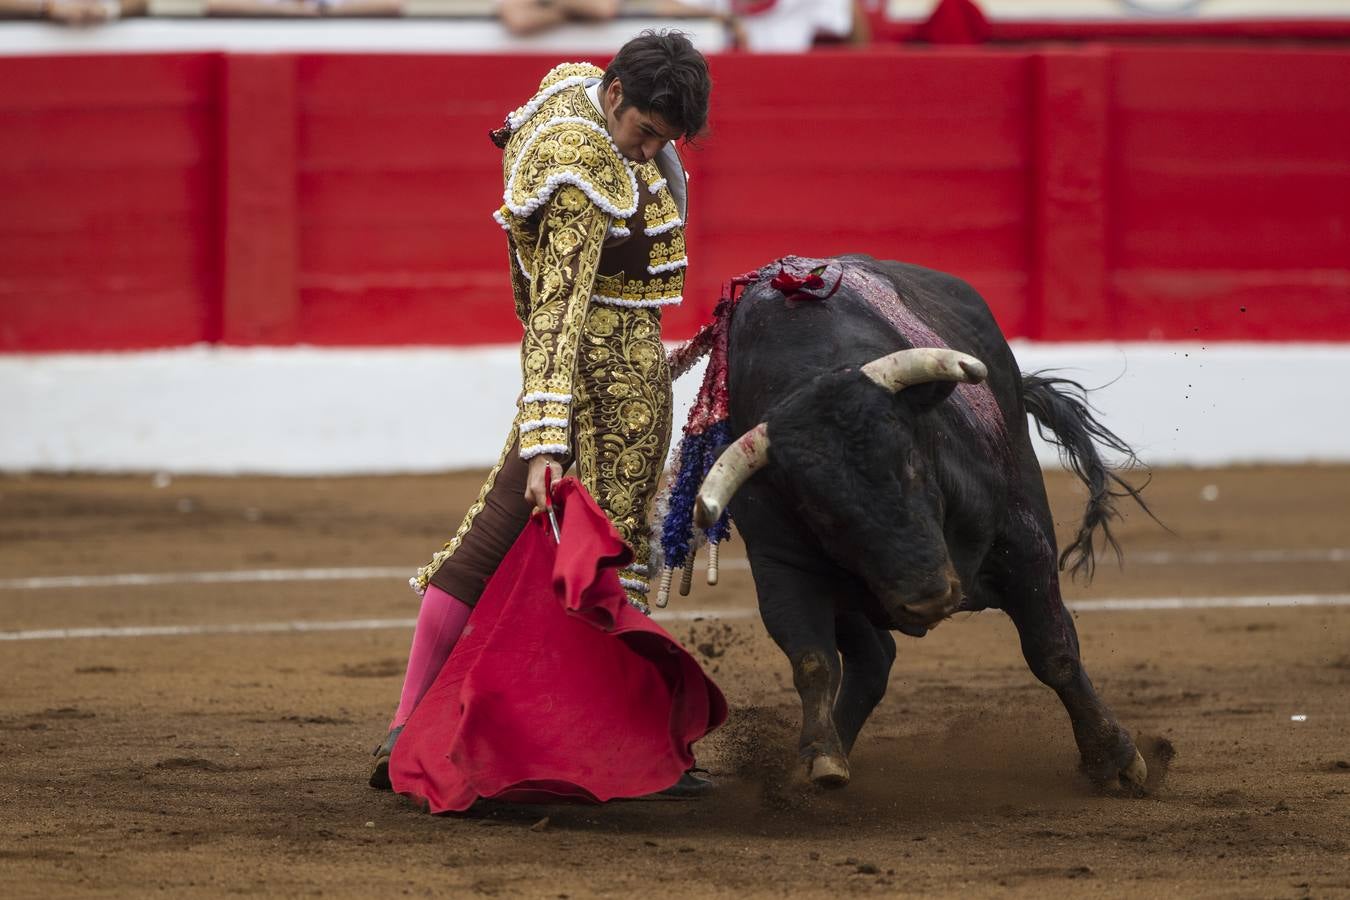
<box><xmin>593</xmin><ymin>272</ymin><xmax>622</xmax><ymax>298</ymax></box>
<box><xmin>517</xmin><ymin>183</ymin><xmax>609</xmax><ymax>457</ymax></box>
<box><xmin>498</xmin><ymin>79</ymin><xmax>634</xmax><ymax>393</ymax></box>
<box><xmin>643</xmin><ymin>185</ymin><xmax>680</xmax><ymax>232</ymax></box>
<box><xmin>572</xmin><ymin>305</ymin><xmax>673</xmax><ymax>605</ymax></box>
<box><xmin>538</xmin><ymin>61</ymin><xmax>604</xmax><ymax>92</ymax></box>
<box><xmin>586</xmin><ymin>306</ymin><xmax>619</xmax><ymax>335</ymax></box>
<box><xmin>649</xmin><ymin>234</ymin><xmax>687</xmax><ymax>269</ymax></box>
<box><xmin>502</xmin><ymin>96</ymin><xmax>634</xmax><ymax>229</ymax></box>
<box><xmin>505</xmin><ymin>62</ymin><xmax>606</xmax><ymax>129</ymax></box>
<box><xmin>591</xmin><ymin>271</ymin><xmax>684</xmax><ymax>305</ymax></box>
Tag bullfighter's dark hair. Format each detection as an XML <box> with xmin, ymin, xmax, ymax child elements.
<box><xmin>602</xmin><ymin>30</ymin><xmax>712</xmax><ymax>142</ymax></box>
<box><xmin>1022</xmin><ymin>373</ymin><xmax>1161</xmax><ymax>581</ymax></box>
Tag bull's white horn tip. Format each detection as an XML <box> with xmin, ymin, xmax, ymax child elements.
<box><xmin>694</xmin><ymin>497</ymin><xmax>719</xmax><ymax>530</ymax></box>
<box><xmin>959</xmin><ymin>358</ymin><xmax>988</xmax><ymax>383</ymax></box>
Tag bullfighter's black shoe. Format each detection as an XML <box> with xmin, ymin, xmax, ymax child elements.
<box><xmin>368</xmin><ymin>725</ymin><xmax>403</xmax><ymax>791</ymax></box>
<box><xmin>655</xmin><ymin>767</ymin><xmax>715</xmax><ymax>799</ymax></box>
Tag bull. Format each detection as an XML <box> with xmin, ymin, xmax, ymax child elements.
<box><xmin>692</xmin><ymin>254</ymin><xmax>1152</xmax><ymax>791</ymax></box>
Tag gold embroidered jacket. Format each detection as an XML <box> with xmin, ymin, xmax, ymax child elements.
<box><xmin>494</xmin><ymin>62</ymin><xmax>687</xmax><ymax>461</ymax></box>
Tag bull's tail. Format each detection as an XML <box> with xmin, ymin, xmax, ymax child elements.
<box><xmin>1021</xmin><ymin>373</ymin><xmax>1158</xmax><ymax>581</ymax></box>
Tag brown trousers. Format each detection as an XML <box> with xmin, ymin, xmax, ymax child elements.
<box><xmin>421</xmin><ymin>305</ymin><xmax>672</xmax><ymax>607</ymax></box>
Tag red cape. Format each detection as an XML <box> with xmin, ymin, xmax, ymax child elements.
<box><xmin>390</xmin><ymin>477</ymin><xmax>728</xmax><ymax>813</ymax></box>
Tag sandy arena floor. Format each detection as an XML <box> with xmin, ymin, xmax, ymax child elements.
<box><xmin>1</xmin><ymin>466</ymin><xmax>1348</xmax><ymax>898</ymax></box>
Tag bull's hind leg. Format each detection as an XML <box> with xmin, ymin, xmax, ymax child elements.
<box><xmin>1003</xmin><ymin>566</ymin><xmax>1147</xmax><ymax>791</ymax></box>
<box><xmin>750</xmin><ymin>558</ymin><xmax>850</xmax><ymax>787</ymax></box>
<box><xmin>990</xmin><ymin>517</ymin><xmax>1147</xmax><ymax>791</ymax></box>
<box><xmin>833</xmin><ymin>611</ymin><xmax>896</xmax><ymax>756</ymax></box>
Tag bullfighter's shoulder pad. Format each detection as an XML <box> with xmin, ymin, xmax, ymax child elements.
<box><xmin>538</xmin><ymin>61</ymin><xmax>604</xmax><ymax>93</ymax></box>
<box><xmin>503</xmin><ymin>62</ymin><xmax>606</xmax><ymax>134</ymax></box>
<box><xmin>503</xmin><ymin>116</ymin><xmax>637</xmax><ymax>223</ymax></box>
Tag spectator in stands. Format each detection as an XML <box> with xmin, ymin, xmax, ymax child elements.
<box><xmin>708</xmin><ymin>0</ymin><xmax>868</xmax><ymax>51</ymax></box>
<box><xmin>618</xmin><ymin>0</ymin><xmax>868</xmax><ymax>51</ymax></box>
<box><xmin>500</xmin><ymin>0</ymin><xmax>623</xmax><ymax>36</ymax></box>
<box><xmin>316</xmin><ymin>0</ymin><xmax>402</xmax><ymax>15</ymax></box>
<box><xmin>499</xmin><ymin>0</ymin><xmax>762</xmax><ymax>39</ymax></box>
<box><xmin>0</xmin><ymin>0</ymin><xmax>145</xmax><ymax>22</ymax></box>
<box><xmin>204</xmin><ymin>0</ymin><xmax>320</xmax><ymax>15</ymax></box>
<box><xmin>205</xmin><ymin>0</ymin><xmax>402</xmax><ymax>15</ymax></box>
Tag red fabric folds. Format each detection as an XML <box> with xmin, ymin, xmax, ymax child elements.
<box><xmin>389</xmin><ymin>477</ymin><xmax>727</xmax><ymax>813</ymax></box>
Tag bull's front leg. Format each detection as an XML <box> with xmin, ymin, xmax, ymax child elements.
<box><xmin>833</xmin><ymin>610</ymin><xmax>896</xmax><ymax>756</ymax></box>
<box><xmin>749</xmin><ymin>555</ymin><xmax>851</xmax><ymax>788</ymax></box>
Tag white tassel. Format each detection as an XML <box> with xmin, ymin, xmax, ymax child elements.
<box><xmin>707</xmin><ymin>542</ymin><xmax>720</xmax><ymax>586</ymax></box>
<box><xmin>679</xmin><ymin>552</ymin><xmax>695</xmax><ymax>597</ymax></box>
<box><xmin>655</xmin><ymin>567</ymin><xmax>674</xmax><ymax>609</ymax></box>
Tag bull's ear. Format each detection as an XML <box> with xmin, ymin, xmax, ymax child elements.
<box><xmin>900</xmin><ymin>380</ymin><xmax>959</xmax><ymax>412</ymax></box>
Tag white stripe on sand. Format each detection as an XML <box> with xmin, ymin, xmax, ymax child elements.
<box><xmin>3</xmin><ymin>547</ymin><xmax>1348</xmax><ymax>592</ymax></box>
<box><xmin>2</xmin><ymin>595</ymin><xmax>1347</xmax><ymax>642</ymax></box>
<box><xmin>0</xmin><ymin>567</ymin><xmax>411</xmax><ymax>591</ymax></box>
<box><xmin>717</xmin><ymin>550</ymin><xmax>1350</xmax><ymax>571</ymax></box>
<box><xmin>1131</xmin><ymin>548</ymin><xmax>1350</xmax><ymax>565</ymax></box>
<box><xmin>1069</xmin><ymin>594</ymin><xmax>1350</xmax><ymax>612</ymax></box>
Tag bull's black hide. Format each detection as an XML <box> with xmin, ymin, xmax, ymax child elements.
<box><xmin>714</xmin><ymin>254</ymin><xmax>1152</xmax><ymax>791</ymax></box>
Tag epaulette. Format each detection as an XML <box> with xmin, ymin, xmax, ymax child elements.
<box><xmin>501</xmin><ymin>116</ymin><xmax>637</xmax><ymax>222</ymax></box>
<box><xmin>506</xmin><ymin>62</ymin><xmax>606</xmax><ymax>133</ymax></box>
<box><xmin>538</xmin><ymin>61</ymin><xmax>604</xmax><ymax>92</ymax></box>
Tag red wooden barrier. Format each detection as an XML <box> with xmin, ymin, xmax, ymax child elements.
<box><xmin>1109</xmin><ymin>47</ymin><xmax>1350</xmax><ymax>341</ymax></box>
<box><xmin>222</xmin><ymin>53</ymin><xmax>299</xmax><ymax>345</ymax></box>
<box><xmin>1030</xmin><ymin>49</ymin><xmax>1110</xmax><ymax>341</ymax></box>
<box><xmin>1</xmin><ymin>46</ymin><xmax>1347</xmax><ymax>352</ymax></box>
<box><xmin>0</xmin><ymin>54</ymin><xmax>220</xmax><ymax>351</ymax></box>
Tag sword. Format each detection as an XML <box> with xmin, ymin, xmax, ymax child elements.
<box><xmin>543</xmin><ymin>465</ymin><xmax>561</xmax><ymax>543</ymax></box>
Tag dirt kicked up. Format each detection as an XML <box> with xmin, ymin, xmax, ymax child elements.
<box><xmin>1</xmin><ymin>466</ymin><xmax>1348</xmax><ymax>898</ymax></box>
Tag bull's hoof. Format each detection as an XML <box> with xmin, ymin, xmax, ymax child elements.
<box><xmin>1119</xmin><ymin>750</ymin><xmax>1148</xmax><ymax>794</ymax></box>
<box><xmin>1082</xmin><ymin>745</ymin><xmax>1150</xmax><ymax>795</ymax></box>
<box><xmin>808</xmin><ymin>754</ymin><xmax>850</xmax><ymax>789</ymax></box>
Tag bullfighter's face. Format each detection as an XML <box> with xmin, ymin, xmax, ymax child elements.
<box><xmin>765</xmin><ymin>371</ymin><xmax>963</xmax><ymax>629</ymax></box>
<box><xmin>602</xmin><ymin>78</ymin><xmax>682</xmax><ymax>164</ymax></box>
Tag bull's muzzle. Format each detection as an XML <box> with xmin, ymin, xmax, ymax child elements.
<box><xmin>889</xmin><ymin>568</ymin><xmax>963</xmax><ymax>628</ymax></box>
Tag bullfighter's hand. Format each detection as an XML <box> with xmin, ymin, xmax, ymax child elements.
<box><xmin>525</xmin><ymin>454</ymin><xmax>563</xmax><ymax>514</ymax></box>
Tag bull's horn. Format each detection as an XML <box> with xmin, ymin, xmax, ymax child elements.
<box><xmin>694</xmin><ymin>422</ymin><xmax>770</xmax><ymax>529</ymax></box>
<box><xmin>861</xmin><ymin>348</ymin><xmax>988</xmax><ymax>393</ymax></box>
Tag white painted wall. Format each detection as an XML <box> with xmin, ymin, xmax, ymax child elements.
<box><xmin>2</xmin><ymin>342</ymin><xmax>1348</xmax><ymax>474</ymax></box>
<box><xmin>1007</xmin><ymin>342</ymin><xmax>1350</xmax><ymax>468</ymax></box>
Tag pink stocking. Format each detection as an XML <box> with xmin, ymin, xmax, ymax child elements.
<box><xmin>391</xmin><ymin>585</ymin><xmax>473</xmax><ymax>729</ymax></box>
